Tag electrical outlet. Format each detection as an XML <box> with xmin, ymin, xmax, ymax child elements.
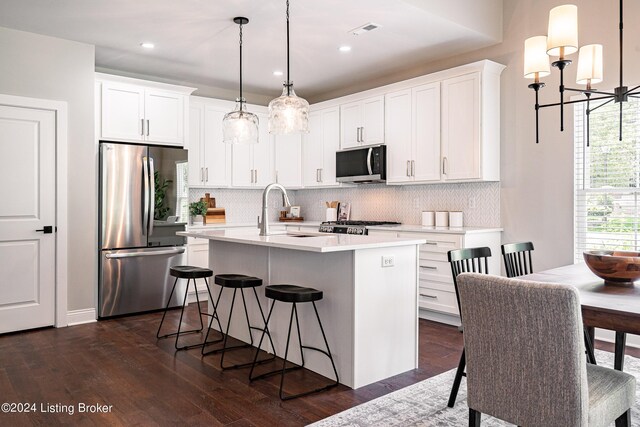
<box><xmin>382</xmin><ymin>256</ymin><xmax>395</xmax><ymax>267</ymax></box>
<box><xmin>468</xmin><ymin>197</ymin><xmax>476</xmax><ymax>209</ymax></box>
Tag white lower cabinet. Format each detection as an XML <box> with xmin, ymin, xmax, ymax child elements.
<box><xmin>397</xmin><ymin>230</ymin><xmax>501</xmax><ymax>325</ymax></box>
<box><xmin>186</xmin><ymin>237</ymin><xmax>210</xmax><ymax>301</ymax></box>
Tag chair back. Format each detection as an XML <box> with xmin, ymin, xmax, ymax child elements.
<box><xmin>457</xmin><ymin>273</ymin><xmax>588</xmax><ymax>426</ymax></box>
<box><xmin>501</xmin><ymin>241</ymin><xmax>534</xmax><ymax>278</ymax></box>
<box><xmin>448</xmin><ymin>247</ymin><xmax>491</xmax><ymax>315</ymax></box>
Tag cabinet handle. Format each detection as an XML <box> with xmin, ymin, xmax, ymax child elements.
<box><xmin>360</xmin><ymin>127</ymin><xmax>364</xmax><ymax>143</ymax></box>
<box><xmin>255</xmin><ymin>169</ymin><xmax>258</xmax><ymax>183</ymax></box>
<box><xmin>316</xmin><ymin>168</ymin><xmax>320</xmax><ymax>182</ymax></box>
<box><xmin>411</xmin><ymin>160</ymin><xmax>415</xmax><ymax>177</ymax></box>
<box><xmin>141</xmin><ymin>118</ymin><xmax>145</xmax><ymax>136</ymax></box>
<box><xmin>320</xmin><ymin>168</ymin><xmax>323</xmax><ymax>182</ymax></box>
<box><xmin>205</xmin><ymin>167</ymin><xmax>208</xmax><ymax>182</ymax></box>
<box><xmin>406</xmin><ymin>160</ymin><xmax>411</xmax><ymax>177</ymax></box>
<box><xmin>443</xmin><ymin>157</ymin><xmax>448</xmax><ymax>175</ymax></box>
<box><xmin>146</xmin><ymin>119</ymin><xmax>150</xmax><ymax>136</ymax></box>
<box><xmin>200</xmin><ymin>167</ymin><xmax>204</xmax><ymax>182</ymax></box>
<box><xmin>420</xmin><ymin>293</ymin><xmax>438</xmax><ymax>299</ymax></box>
<box><xmin>420</xmin><ymin>265</ymin><xmax>438</xmax><ymax>270</ymax></box>
<box><xmin>424</xmin><ymin>241</ymin><xmax>438</xmax><ymax>245</ymax></box>
<box><xmin>250</xmin><ymin>169</ymin><xmax>254</xmax><ymax>183</ymax></box>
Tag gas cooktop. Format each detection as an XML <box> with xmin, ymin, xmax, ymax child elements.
<box><xmin>319</xmin><ymin>220</ymin><xmax>401</xmax><ymax>235</ymax></box>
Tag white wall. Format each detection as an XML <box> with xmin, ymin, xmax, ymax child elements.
<box><xmin>0</xmin><ymin>26</ymin><xmax>96</xmax><ymax>311</ymax></box>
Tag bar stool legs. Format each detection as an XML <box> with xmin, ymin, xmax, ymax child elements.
<box><xmin>250</xmin><ymin>300</ymin><xmax>339</xmax><ymax>400</ymax></box>
<box><xmin>202</xmin><ymin>286</ymin><xmax>276</xmax><ymax>370</ymax></box>
<box><xmin>157</xmin><ymin>277</ymin><xmax>204</xmax><ymax>350</ymax></box>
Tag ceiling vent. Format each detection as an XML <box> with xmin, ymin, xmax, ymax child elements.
<box><xmin>350</xmin><ymin>22</ymin><xmax>381</xmax><ymax>36</ymax></box>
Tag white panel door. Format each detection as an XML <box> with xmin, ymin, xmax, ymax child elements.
<box><xmin>188</xmin><ymin>104</ymin><xmax>204</xmax><ymax>186</ymax></box>
<box><xmin>231</xmin><ymin>143</ymin><xmax>253</xmax><ymax>187</ymax></box>
<box><xmin>362</xmin><ymin>96</ymin><xmax>385</xmax><ymax>146</ymax></box>
<box><xmin>203</xmin><ymin>106</ymin><xmax>229</xmax><ymax>186</ymax></box>
<box><xmin>274</xmin><ymin>133</ymin><xmax>302</xmax><ymax>188</ymax></box>
<box><xmin>441</xmin><ymin>72</ymin><xmax>481</xmax><ymax>181</ymax></box>
<box><xmin>253</xmin><ymin>114</ymin><xmax>273</xmax><ymax>187</ymax></box>
<box><xmin>385</xmin><ymin>89</ymin><xmax>413</xmax><ymax>183</ymax></box>
<box><xmin>413</xmin><ymin>82</ymin><xmax>442</xmax><ymax>182</ymax></box>
<box><xmin>303</xmin><ymin>112</ymin><xmax>324</xmax><ymax>187</ymax></box>
<box><xmin>144</xmin><ymin>90</ymin><xmax>184</xmax><ymax>145</ymax></box>
<box><xmin>0</xmin><ymin>105</ymin><xmax>56</xmax><ymax>333</ymax></box>
<box><xmin>101</xmin><ymin>82</ymin><xmax>145</xmax><ymax>141</ymax></box>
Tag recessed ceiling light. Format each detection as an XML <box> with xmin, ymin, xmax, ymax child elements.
<box><xmin>140</xmin><ymin>42</ymin><xmax>155</xmax><ymax>49</ymax></box>
<box><xmin>339</xmin><ymin>45</ymin><xmax>352</xmax><ymax>52</ymax></box>
<box><xmin>273</xmin><ymin>70</ymin><xmax>284</xmax><ymax>76</ymax></box>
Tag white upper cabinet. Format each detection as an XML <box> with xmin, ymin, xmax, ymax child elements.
<box><xmin>97</xmin><ymin>73</ymin><xmax>194</xmax><ymax>146</ymax></box>
<box><xmin>231</xmin><ymin>112</ymin><xmax>273</xmax><ymax>188</ymax></box>
<box><xmin>386</xmin><ymin>83</ymin><xmax>440</xmax><ymax>184</ymax></box>
<box><xmin>303</xmin><ymin>107</ymin><xmax>340</xmax><ymax>188</ymax></box>
<box><xmin>188</xmin><ymin>101</ymin><xmax>230</xmax><ymax>187</ymax></box>
<box><xmin>340</xmin><ymin>95</ymin><xmax>384</xmax><ymax>149</ymax></box>
<box><xmin>274</xmin><ymin>133</ymin><xmax>303</xmax><ymax>188</ymax></box>
<box><xmin>441</xmin><ymin>72</ymin><xmax>481</xmax><ymax>181</ymax></box>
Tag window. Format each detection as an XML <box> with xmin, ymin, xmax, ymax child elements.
<box><xmin>175</xmin><ymin>161</ymin><xmax>189</xmax><ymax>223</ymax></box>
<box><xmin>574</xmin><ymin>97</ymin><xmax>640</xmax><ymax>262</ymax></box>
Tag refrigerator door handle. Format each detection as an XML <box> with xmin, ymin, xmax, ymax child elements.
<box><xmin>142</xmin><ymin>156</ymin><xmax>149</xmax><ymax>236</ymax></box>
<box><xmin>105</xmin><ymin>247</ymin><xmax>186</xmax><ymax>259</ymax></box>
<box><xmin>148</xmin><ymin>156</ymin><xmax>155</xmax><ymax>236</ymax></box>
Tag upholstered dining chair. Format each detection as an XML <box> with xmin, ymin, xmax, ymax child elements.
<box><xmin>501</xmin><ymin>241</ymin><xmax>597</xmax><ymax>366</ymax></box>
<box><xmin>447</xmin><ymin>247</ymin><xmax>492</xmax><ymax>408</ymax></box>
<box><xmin>457</xmin><ymin>273</ymin><xmax>635</xmax><ymax>427</ymax></box>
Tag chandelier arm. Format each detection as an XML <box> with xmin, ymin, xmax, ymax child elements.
<box><xmin>587</xmin><ymin>97</ymin><xmax>615</xmax><ymax>114</ymax></box>
<box><xmin>537</xmin><ymin>94</ymin><xmax>616</xmax><ymax>109</ymax></box>
<box><xmin>624</xmin><ymin>85</ymin><xmax>640</xmax><ymax>95</ymax></box>
<box><xmin>586</xmin><ymin>93</ymin><xmax>591</xmax><ymax>148</ymax></box>
<box><xmin>564</xmin><ymin>87</ymin><xmax>616</xmax><ymax>97</ymax></box>
<box><xmin>560</xmin><ymin>66</ymin><xmax>565</xmax><ymax>131</ymax></box>
<box><xmin>619</xmin><ymin>102</ymin><xmax>623</xmax><ymax>141</ymax></box>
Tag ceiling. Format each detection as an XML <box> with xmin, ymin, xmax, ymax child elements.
<box><xmin>0</xmin><ymin>0</ymin><xmax>503</xmax><ymax>103</ymax></box>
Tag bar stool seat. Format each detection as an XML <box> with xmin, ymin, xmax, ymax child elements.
<box><xmin>265</xmin><ymin>285</ymin><xmax>323</xmax><ymax>303</ymax></box>
<box><xmin>250</xmin><ymin>284</ymin><xmax>339</xmax><ymax>400</ymax></box>
<box><xmin>202</xmin><ymin>273</ymin><xmax>275</xmax><ymax>370</ymax></box>
<box><xmin>157</xmin><ymin>265</ymin><xmax>220</xmax><ymax>351</ymax></box>
<box><xmin>215</xmin><ymin>274</ymin><xmax>263</xmax><ymax>288</ymax></box>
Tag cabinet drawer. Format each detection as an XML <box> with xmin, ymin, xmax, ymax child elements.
<box><xmin>419</xmin><ymin>278</ymin><xmax>455</xmax><ymax>293</ymax></box>
<box><xmin>187</xmin><ymin>236</ymin><xmax>209</xmax><ymax>245</ymax></box>
<box><xmin>418</xmin><ymin>288</ymin><xmax>459</xmax><ymax>315</ymax></box>
<box><xmin>419</xmin><ymin>259</ymin><xmax>452</xmax><ymax>283</ymax></box>
<box><xmin>399</xmin><ymin>232</ymin><xmax>462</xmax><ymax>255</ymax></box>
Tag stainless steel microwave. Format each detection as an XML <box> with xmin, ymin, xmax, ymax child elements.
<box><xmin>336</xmin><ymin>145</ymin><xmax>386</xmax><ymax>184</ymax></box>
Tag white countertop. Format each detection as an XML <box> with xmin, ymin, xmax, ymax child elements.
<box><xmin>187</xmin><ymin>221</ymin><xmax>501</xmax><ymax>234</ymax></box>
<box><xmin>178</xmin><ymin>228</ymin><xmax>427</xmax><ymax>253</ymax></box>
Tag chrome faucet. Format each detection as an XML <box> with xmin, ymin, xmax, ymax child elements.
<box><xmin>258</xmin><ymin>183</ymin><xmax>291</xmax><ymax>236</ymax></box>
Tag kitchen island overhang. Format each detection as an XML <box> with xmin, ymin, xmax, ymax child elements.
<box><xmin>178</xmin><ymin>228</ymin><xmax>426</xmax><ymax>389</ymax></box>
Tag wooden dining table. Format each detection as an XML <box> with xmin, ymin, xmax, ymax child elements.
<box><xmin>522</xmin><ymin>262</ymin><xmax>640</xmax><ymax>371</ymax></box>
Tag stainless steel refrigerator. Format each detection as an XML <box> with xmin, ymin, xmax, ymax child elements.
<box><xmin>99</xmin><ymin>141</ymin><xmax>189</xmax><ymax>318</ymax></box>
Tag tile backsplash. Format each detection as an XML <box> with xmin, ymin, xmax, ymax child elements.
<box><xmin>190</xmin><ymin>182</ymin><xmax>500</xmax><ymax>227</ymax></box>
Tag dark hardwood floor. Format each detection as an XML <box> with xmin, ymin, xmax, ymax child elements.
<box><xmin>0</xmin><ymin>304</ymin><xmax>634</xmax><ymax>426</ymax></box>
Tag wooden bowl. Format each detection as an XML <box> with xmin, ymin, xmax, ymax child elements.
<box><xmin>583</xmin><ymin>250</ymin><xmax>640</xmax><ymax>286</ymax></box>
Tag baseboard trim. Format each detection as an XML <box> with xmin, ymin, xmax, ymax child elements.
<box><xmin>187</xmin><ymin>288</ymin><xmax>209</xmax><ymax>304</ymax></box>
<box><xmin>67</xmin><ymin>308</ymin><xmax>97</xmax><ymax>326</ymax></box>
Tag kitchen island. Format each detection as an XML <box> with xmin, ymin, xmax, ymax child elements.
<box><xmin>178</xmin><ymin>228</ymin><xmax>426</xmax><ymax>388</ymax></box>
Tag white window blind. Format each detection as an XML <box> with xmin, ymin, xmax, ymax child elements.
<box><xmin>574</xmin><ymin>97</ymin><xmax>640</xmax><ymax>262</ymax></box>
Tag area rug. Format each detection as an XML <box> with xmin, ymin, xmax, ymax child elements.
<box><xmin>309</xmin><ymin>350</ymin><xmax>640</xmax><ymax>426</ymax></box>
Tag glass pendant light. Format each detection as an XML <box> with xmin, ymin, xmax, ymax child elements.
<box><xmin>222</xmin><ymin>17</ymin><xmax>259</xmax><ymax>144</ymax></box>
<box><xmin>268</xmin><ymin>0</ymin><xmax>310</xmax><ymax>134</ymax></box>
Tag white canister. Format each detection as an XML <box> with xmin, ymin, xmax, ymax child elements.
<box><xmin>421</xmin><ymin>211</ymin><xmax>435</xmax><ymax>227</ymax></box>
<box><xmin>326</xmin><ymin>208</ymin><xmax>337</xmax><ymax>222</ymax></box>
<box><xmin>435</xmin><ymin>211</ymin><xmax>449</xmax><ymax>227</ymax></box>
<box><xmin>449</xmin><ymin>211</ymin><xmax>464</xmax><ymax>228</ymax></box>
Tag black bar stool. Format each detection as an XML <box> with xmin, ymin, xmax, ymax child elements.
<box><xmin>249</xmin><ymin>284</ymin><xmax>339</xmax><ymax>400</ymax></box>
<box><xmin>156</xmin><ymin>266</ymin><xmax>223</xmax><ymax>351</ymax></box>
<box><xmin>202</xmin><ymin>274</ymin><xmax>275</xmax><ymax>370</ymax></box>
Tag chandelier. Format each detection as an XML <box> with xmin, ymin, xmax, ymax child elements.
<box><xmin>268</xmin><ymin>0</ymin><xmax>310</xmax><ymax>134</ymax></box>
<box><xmin>524</xmin><ymin>0</ymin><xmax>640</xmax><ymax>145</ymax></box>
<box><xmin>222</xmin><ymin>17</ymin><xmax>259</xmax><ymax>144</ymax></box>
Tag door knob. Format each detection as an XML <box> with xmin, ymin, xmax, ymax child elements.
<box><xmin>36</xmin><ymin>226</ymin><xmax>54</xmax><ymax>234</ymax></box>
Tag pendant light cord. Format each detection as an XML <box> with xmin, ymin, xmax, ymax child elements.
<box><xmin>239</xmin><ymin>22</ymin><xmax>244</xmax><ymax>102</ymax></box>
<box><xmin>286</xmin><ymin>0</ymin><xmax>291</xmax><ymax>96</ymax></box>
